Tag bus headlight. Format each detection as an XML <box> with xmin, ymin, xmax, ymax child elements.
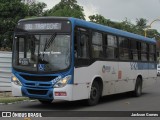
<box><xmin>11</xmin><ymin>76</ymin><xmax>22</xmax><ymax>86</ymax></box>
<box><xmin>54</xmin><ymin>75</ymin><xmax>71</xmax><ymax>88</ymax></box>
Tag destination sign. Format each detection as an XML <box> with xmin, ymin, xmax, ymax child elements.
<box><xmin>24</xmin><ymin>23</ymin><xmax>62</xmax><ymax>30</ymax></box>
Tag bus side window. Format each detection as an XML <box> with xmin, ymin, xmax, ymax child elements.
<box><xmin>79</xmin><ymin>33</ymin><xmax>89</xmax><ymax>58</ymax></box>
<box><xmin>74</xmin><ymin>29</ymin><xmax>89</xmax><ymax>59</ymax></box>
<box><xmin>105</xmin><ymin>35</ymin><xmax>118</xmax><ymax>59</ymax></box>
<box><xmin>141</xmin><ymin>42</ymin><xmax>148</xmax><ymax>61</ymax></box>
<box><xmin>74</xmin><ymin>31</ymin><xmax>78</xmax><ymax>58</ymax></box>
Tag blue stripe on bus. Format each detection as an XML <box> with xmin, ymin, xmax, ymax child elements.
<box><xmin>130</xmin><ymin>62</ymin><xmax>156</xmax><ymax>70</ymax></box>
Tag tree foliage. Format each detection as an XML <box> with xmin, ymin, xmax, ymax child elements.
<box><xmin>0</xmin><ymin>0</ymin><xmax>46</xmax><ymax>49</ymax></box>
<box><xmin>27</xmin><ymin>2</ymin><xmax>47</xmax><ymax>17</ymax></box>
<box><xmin>136</xmin><ymin>18</ymin><xmax>147</xmax><ymax>29</ymax></box>
<box><xmin>0</xmin><ymin>0</ymin><xmax>28</xmax><ymax>49</ymax></box>
<box><xmin>89</xmin><ymin>14</ymin><xmax>109</xmax><ymax>25</ymax></box>
<box><xmin>44</xmin><ymin>0</ymin><xmax>85</xmax><ymax>20</ymax></box>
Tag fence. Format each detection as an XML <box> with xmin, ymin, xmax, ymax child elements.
<box><xmin>0</xmin><ymin>51</ymin><xmax>12</xmax><ymax>91</ymax></box>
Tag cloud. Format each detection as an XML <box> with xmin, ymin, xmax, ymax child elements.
<box><xmin>81</xmin><ymin>3</ymin><xmax>99</xmax><ymax>20</ymax></box>
<box><xmin>37</xmin><ymin>0</ymin><xmax>60</xmax><ymax>9</ymax></box>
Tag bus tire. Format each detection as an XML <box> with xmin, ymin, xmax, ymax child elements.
<box><xmin>38</xmin><ymin>99</ymin><xmax>53</xmax><ymax>104</ymax></box>
<box><xmin>132</xmin><ymin>77</ymin><xmax>142</xmax><ymax>97</ymax></box>
<box><xmin>87</xmin><ymin>81</ymin><xmax>100</xmax><ymax>106</ymax></box>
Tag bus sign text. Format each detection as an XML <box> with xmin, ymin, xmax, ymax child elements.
<box><xmin>24</xmin><ymin>23</ymin><xmax>62</xmax><ymax>30</ymax></box>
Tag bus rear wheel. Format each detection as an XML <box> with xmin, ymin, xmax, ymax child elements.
<box><xmin>132</xmin><ymin>77</ymin><xmax>142</xmax><ymax>97</ymax></box>
<box><xmin>87</xmin><ymin>81</ymin><xmax>100</xmax><ymax>106</ymax></box>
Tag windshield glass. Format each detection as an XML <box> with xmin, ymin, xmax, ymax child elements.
<box><xmin>13</xmin><ymin>34</ymin><xmax>71</xmax><ymax>73</ymax></box>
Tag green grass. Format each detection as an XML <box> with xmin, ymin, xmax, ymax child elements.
<box><xmin>0</xmin><ymin>97</ymin><xmax>30</xmax><ymax>104</ymax></box>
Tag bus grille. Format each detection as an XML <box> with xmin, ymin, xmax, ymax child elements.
<box><xmin>25</xmin><ymin>83</ymin><xmax>52</xmax><ymax>87</ymax></box>
<box><xmin>20</xmin><ymin>75</ymin><xmax>57</xmax><ymax>82</ymax></box>
<box><xmin>27</xmin><ymin>89</ymin><xmax>48</xmax><ymax>95</ymax></box>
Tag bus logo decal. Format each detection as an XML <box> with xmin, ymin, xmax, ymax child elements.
<box><xmin>102</xmin><ymin>65</ymin><xmax>111</xmax><ymax>73</ymax></box>
<box><xmin>52</xmin><ymin>76</ymin><xmax>62</xmax><ymax>85</ymax></box>
<box><xmin>35</xmin><ymin>83</ymin><xmax>39</xmax><ymax>87</ymax></box>
<box><xmin>130</xmin><ymin>62</ymin><xmax>138</xmax><ymax>70</ymax></box>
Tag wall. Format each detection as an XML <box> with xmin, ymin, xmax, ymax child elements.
<box><xmin>0</xmin><ymin>51</ymin><xmax>12</xmax><ymax>91</ymax></box>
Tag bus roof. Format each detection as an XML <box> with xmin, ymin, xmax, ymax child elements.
<box><xmin>69</xmin><ymin>18</ymin><xmax>156</xmax><ymax>44</ymax></box>
<box><xmin>18</xmin><ymin>17</ymin><xmax>156</xmax><ymax>44</ymax></box>
<box><xmin>18</xmin><ymin>17</ymin><xmax>70</xmax><ymax>22</ymax></box>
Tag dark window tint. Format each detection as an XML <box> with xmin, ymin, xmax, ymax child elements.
<box><xmin>141</xmin><ymin>42</ymin><xmax>148</xmax><ymax>61</ymax></box>
<box><xmin>130</xmin><ymin>40</ymin><xmax>139</xmax><ymax>60</ymax></box>
<box><xmin>119</xmin><ymin>37</ymin><xmax>129</xmax><ymax>60</ymax></box>
<box><xmin>149</xmin><ymin>45</ymin><xmax>156</xmax><ymax>61</ymax></box>
<box><xmin>105</xmin><ymin>35</ymin><xmax>118</xmax><ymax>59</ymax></box>
<box><xmin>74</xmin><ymin>28</ymin><xmax>89</xmax><ymax>59</ymax></box>
<box><xmin>79</xmin><ymin>33</ymin><xmax>89</xmax><ymax>58</ymax></box>
<box><xmin>92</xmin><ymin>32</ymin><xmax>103</xmax><ymax>58</ymax></box>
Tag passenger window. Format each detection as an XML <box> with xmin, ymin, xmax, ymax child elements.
<box><xmin>74</xmin><ymin>28</ymin><xmax>89</xmax><ymax>59</ymax></box>
<box><xmin>92</xmin><ymin>32</ymin><xmax>103</xmax><ymax>58</ymax></box>
<box><xmin>149</xmin><ymin>45</ymin><xmax>156</xmax><ymax>61</ymax></box>
<box><xmin>130</xmin><ymin>40</ymin><xmax>138</xmax><ymax>60</ymax></box>
<box><xmin>141</xmin><ymin>43</ymin><xmax>148</xmax><ymax>61</ymax></box>
<box><xmin>105</xmin><ymin>35</ymin><xmax>118</xmax><ymax>59</ymax></box>
<box><xmin>119</xmin><ymin>37</ymin><xmax>129</xmax><ymax>60</ymax></box>
<box><xmin>79</xmin><ymin>34</ymin><xmax>89</xmax><ymax>58</ymax></box>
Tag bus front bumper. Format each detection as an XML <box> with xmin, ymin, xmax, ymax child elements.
<box><xmin>11</xmin><ymin>82</ymin><xmax>73</xmax><ymax>101</ymax></box>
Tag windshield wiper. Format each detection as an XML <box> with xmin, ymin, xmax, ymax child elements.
<box><xmin>40</xmin><ymin>33</ymin><xmax>57</xmax><ymax>62</ymax></box>
<box><xmin>44</xmin><ymin>33</ymin><xmax>57</xmax><ymax>51</ymax></box>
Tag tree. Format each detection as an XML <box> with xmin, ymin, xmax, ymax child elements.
<box><xmin>147</xmin><ymin>29</ymin><xmax>160</xmax><ymax>39</ymax></box>
<box><xmin>27</xmin><ymin>2</ymin><xmax>47</xmax><ymax>17</ymax></box>
<box><xmin>0</xmin><ymin>0</ymin><xmax>47</xmax><ymax>49</ymax></box>
<box><xmin>44</xmin><ymin>0</ymin><xmax>85</xmax><ymax>20</ymax></box>
<box><xmin>88</xmin><ymin>15</ymin><xmax>135</xmax><ymax>32</ymax></box>
<box><xmin>136</xmin><ymin>18</ymin><xmax>147</xmax><ymax>29</ymax></box>
<box><xmin>89</xmin><ymin>14</ymin><xmax>108</xmax><ymax>25</ymax></box>
<box><xmin>0</xmin><ymin>0</ymin><xmax>28</xmax><ymax>49</ymax></box>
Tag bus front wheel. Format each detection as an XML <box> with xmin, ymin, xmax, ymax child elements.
<box><xmin>87</xmin><ymin>81</ymin><xmax>100</xmax><ymax>106</ymax></box>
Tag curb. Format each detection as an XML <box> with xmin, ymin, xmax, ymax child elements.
<box><xmin>0</xmin><ymin>99</ymin><xmax>37</xmax><ymax>105</ymax></box>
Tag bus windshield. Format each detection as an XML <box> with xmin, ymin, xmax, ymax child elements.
<box><xmin>13</xmin><ymin>33</ymin><xmax>71</xmax><ymax>73</ymax></box>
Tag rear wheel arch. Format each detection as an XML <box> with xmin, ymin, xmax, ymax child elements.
<box><xmin>87</xmin><ymin>77</ymin><xmax>103</xmax><ymax>106</ymax></box>
<box><xmin>91</xmin><ymin>77</ymin><xmax>103</xmax><ymax>96</ymax></box>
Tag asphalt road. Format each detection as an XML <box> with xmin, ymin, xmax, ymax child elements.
<box><xmin>1</xmin><ymin>77</ymin><xmax>160</xmax><ymax>120</ymax></box>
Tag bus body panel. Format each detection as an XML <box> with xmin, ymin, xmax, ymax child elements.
<box><xmin>11</xmin><ymin>17</ymin><xmax>157</xmax><ymax>102</ymax></box>
<box><xmin>72</xmin><ymin>82</ymin><xmax>90</xmax><ymax>100</ymax></box>
<box><xmin>54</xmin><ymin>85</ymin><xmax>73</xmax><ymax>101</ymax></box>
<box><xmin>11</xmin><ymin>82</ymin><xmax>22</xmax><ymax>96</ymax></box>
<box><xmin>73</xmin><ymin>61</ymin><xmax>157</xmax><ymax>100</ymax></box>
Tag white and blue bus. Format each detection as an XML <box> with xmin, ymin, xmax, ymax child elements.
<box><xmin>12</xmin><ymin>17</ymin><xmax>157</xmax><ymax>105</ymax></box>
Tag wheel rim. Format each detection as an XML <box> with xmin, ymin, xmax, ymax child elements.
<box><xmin>91</xmin><ymin>87</ymin><xmax>98</xmax><ymax>100</ymax></box>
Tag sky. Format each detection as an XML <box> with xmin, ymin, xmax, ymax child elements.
<box><xmin>37</xmin><ymin>0</ymin><xmax>160</xmax><ymax>33</ymax></box>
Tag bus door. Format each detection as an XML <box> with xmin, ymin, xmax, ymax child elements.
<box><xmin>73</xmin><ymin>27</ymin><xmax>91</xmax><ymax>100</ymax></box>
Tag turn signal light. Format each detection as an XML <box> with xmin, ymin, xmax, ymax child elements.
<box><xmin>55</xmin><ymin>92</ymin><xmax>67</xmax><ymax>96</ymax></box>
